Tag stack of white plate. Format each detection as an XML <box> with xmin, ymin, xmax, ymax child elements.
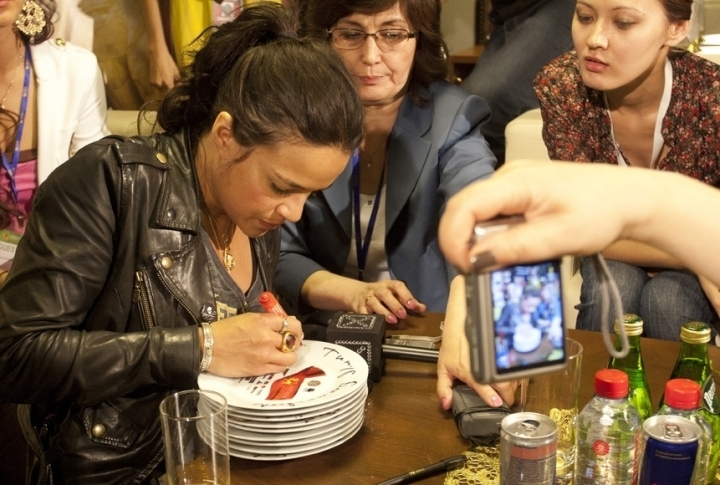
<box><xmin>198</xmin><ymin>340</ymin><xmax>369</xmax><ymax>461</ymax></box>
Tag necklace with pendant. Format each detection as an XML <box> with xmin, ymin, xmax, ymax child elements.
<box><xmin>1</xmin><ymin>46</ymin><xmax>24</xmax><ymax>110</ymax></box>
<box><xmin>205</xmin><ymin>210</ymin><xmax>236</xmax><ymax>272</ymax></box>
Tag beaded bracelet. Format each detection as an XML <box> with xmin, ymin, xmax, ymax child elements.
<box><xmin>199</xmin><ymin>322</ymin><xmax>214</xmax><ymax>372</ymax></box>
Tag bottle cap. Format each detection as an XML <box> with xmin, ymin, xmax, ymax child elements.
<box><xmin>665</xmin><ymin>378</ymin><xmax>701</xmax><ymax>410</ymax></box>
<box><xmin>680</xmin><ymin>321</ymin><xmax>711</xmax><ymax>344</ymax></box>
<box><xmin>614</xmin><ymin>313</ymin><xmax>643</xmax><ymax>336</ymax></box>
<box><xmin>594</xmin><ymin>369</ymin><xmax>629</xmax><ymax>399</ymax></box>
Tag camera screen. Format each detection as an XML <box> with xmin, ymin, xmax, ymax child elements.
<box><xmin>491</xmin><ymin>261</ymin><xmax>565</xmax><ymax>374</ymax></box>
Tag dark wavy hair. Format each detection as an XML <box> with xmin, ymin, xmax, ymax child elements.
<box><xmin>157</xmin><ymin>2</ymin><xmax>363</xmax><ymax>154</ymax></box>
<box><xmin>661</xmin><ymin>0</ymin><xmax>693</xmax><ymax>21</ymax></box>
<box><xmin>303</xmin><ymin>0</ymin><xmax>448</xmax><ymax>105</ymax></box>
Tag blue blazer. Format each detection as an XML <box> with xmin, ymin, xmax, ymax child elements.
<box><xmin>275</xmin><ymin>81</ymin><xmax>496</xmax><ymax>313</ymax></box>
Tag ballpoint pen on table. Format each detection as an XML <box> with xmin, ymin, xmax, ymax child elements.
<box><xmin>376</xmin><ymin>455</ymin><xmax>467</xmax><ymax>485</ymax></box>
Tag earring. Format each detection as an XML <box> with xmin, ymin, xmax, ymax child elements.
<box><xmin>15</xmin><ymin>0</ymin><xmax>46</xmax><ymax>42</ymax></box>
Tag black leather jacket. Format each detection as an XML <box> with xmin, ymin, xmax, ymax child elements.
<box><xmin>0</xmin><ymin>132</ymin><xmax>279</xmax><ymax>484</ymax></box>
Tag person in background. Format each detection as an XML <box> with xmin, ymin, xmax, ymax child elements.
<box><xmin>0</xmin><ymin>0</ymin><xmax>109</xmax><ymax>281</ymax></box>
<box><xmin>439</xmin><ymin>161</ymin><xmax>720</xmax><ymax>302</ymax></box>
<box><xmin>52</xmin><ymin>0</ymin><xmax>95</xmax><ymax>50</ymax></box>
<box><xmin>141</xmin><ymin>0</ymin><xmax>180</xmax><ymax>93</ymax></box>
<box><xmin>495</xmin><ymin>285</ymin><xmax>542</xmax><ymax>337</ymax></box>
<box><xmin>0</xmin><ymin>3</ymin><xmax>363</xmax><ymax>483</ymax></box>
<box><xmin>534</xmin><ymin>0</ymin><xmax>720</xmax><ymax>341</ymax></box>
<box><xmin>282</xmin><ymin>0</ymin><xmax>508</xmax><ymax>409</ymax></box>
<box><xmin>142</xmin><ymin>0</ymin><xmax>287</xmax><ymax>95</ymax></box>
<box><xmin>53</xmin><ymin>0</ymin><xmax>95</xmax><ymax>50</ymax></box>
<box><xmin>0</xmin><ymin>2</ymin><xmax>109</xmax><ymax>482</ymax></box>
<box><xmin>276</xmin><ymin>0</ymin><xmax>496</xmax><ymax>328</ymax></box>
<box><xmin>448</xmin><ymin>0</ymin><xmax>574</xmax><ymax>165</ymax></box>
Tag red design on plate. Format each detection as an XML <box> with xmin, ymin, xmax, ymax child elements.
<box><xmin>266</xmin><ymin>366</ymin><xmax>326</xmax><ymax>400</ymax></box>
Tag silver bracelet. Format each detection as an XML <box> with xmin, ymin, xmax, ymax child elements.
<box><xmin>199</xmin><ymin>322</ymin><xmax>214</xmax><ymax>372</ymax></box>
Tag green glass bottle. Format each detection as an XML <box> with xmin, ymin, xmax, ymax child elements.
<box><xmin>662</xmin><ymin>321</ymin><xmax>720</xmax><ymax>484</ymax></box>
<box><xmin>607</xmin><ymin>314</ymin><xmax>653</xmax><ymax>420</ymax></box>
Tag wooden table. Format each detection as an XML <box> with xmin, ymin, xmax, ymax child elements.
<box><xmin>230</xmin><ymin>313</ymin><xmax>720</xmax><ymax>484</ymax></box>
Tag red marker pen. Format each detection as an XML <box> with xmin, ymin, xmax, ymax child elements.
<box><xmin>259</xmin><ymin>291</ymin><xmax>287</xmax><ymax>317</ymax></box>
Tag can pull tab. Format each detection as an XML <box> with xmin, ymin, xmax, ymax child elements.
<box><xmin>520</xmin><ymin>419</ymin><xmax>541</xmax><ymax>435</ymax></box>
<box><xmin>664</xmin><ymin>423</ymin><xmax>684</xmax><ymax>439</ymax></box>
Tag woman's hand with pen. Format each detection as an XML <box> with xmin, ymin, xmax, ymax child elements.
<box><xmin>204</xmin><ymin>312</ymin><xmax>304</xmax><ymax>377</ymax></box>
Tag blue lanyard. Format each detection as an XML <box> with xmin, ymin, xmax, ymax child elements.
<box><xmin>1</xmin><ymin>44</ymin><xmax>31</xmax><ymax>203</ymax></box>
<box><xmin>352</xmin><ymin>149</ymin><xmax>386</xmax><ymax>281</ymax></box>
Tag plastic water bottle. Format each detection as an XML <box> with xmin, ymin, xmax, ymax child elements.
<box><xmin>607</xmin><ymin>314</ymin><xmax>653</xmax><ymax>420</ymax></box>
<box><xmin>656</xmin><ymin>378</ymin><xmax>713</xmax><ymax>485</ymax></box>
<box><xmin>575</xmin><ymin>369</ymin><xmax>642</xmax><ymax>484</ymax></box>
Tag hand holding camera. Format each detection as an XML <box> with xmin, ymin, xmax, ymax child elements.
<box><xmin>465</xmin><ymin>216</ymin><xmax>569</xmax><ymax>383</ymax></box>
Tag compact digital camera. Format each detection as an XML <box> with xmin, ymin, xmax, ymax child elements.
<box><xmin>465</xmin><ymin>216</ymin><xmax>568</xmax><ymax>383</ymax></box>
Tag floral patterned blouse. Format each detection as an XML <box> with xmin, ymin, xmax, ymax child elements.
<box><xmin>534</xmin><ymin>49</ymin><xmax>720</xmax><ymax>187</ymax></box>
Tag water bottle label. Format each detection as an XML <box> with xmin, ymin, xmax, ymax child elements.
<box><xmin>593</xmin><ymin>440</ymin><xmax>610</xmax><ymax>456</ymax></box>
<box><xmin>701</xmin><ymin>377</ymin><xmax>720</xmax><ymax>414</ymax></box>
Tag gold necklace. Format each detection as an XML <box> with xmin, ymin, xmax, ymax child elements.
<box><xmin>205</xmin><ymin>211</ymin><xmax>236</xmax><ymax>272</ymax></box>
<box><xmin>0</xmin><ymin>51</ymin><xmax>22</xmax><ymax>110</ymax></box>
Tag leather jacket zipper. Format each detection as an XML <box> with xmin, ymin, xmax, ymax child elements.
<box><xmin>153</xmin><ymin>263</ymin><xmax>200</xmax><ymax>326</ymax></box>
<box><xmin>135</xmin><ymin>263</ymin><xmax>201</xmax><ymax>327</ymax></box>
<box><xmin>133</xmin><ymin>271</ymin><xmax>155</xmax><ymax>328</ymax></box>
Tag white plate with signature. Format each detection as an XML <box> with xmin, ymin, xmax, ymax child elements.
<box><xmin>198</xmin><ymin>340</ymin><xmax>368</xmax><ymax>411</ymax></box>
<box><xmin>225</xmin><ymin>381</ymin><xmax>366</xmax><ymax>421</ymax></box>
<box><xmin>228</xmin><ymin>387</ymin><xmax>368</xmax><ymax>431</ymax></box>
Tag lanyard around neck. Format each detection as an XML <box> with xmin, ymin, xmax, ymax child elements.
<box><xmin>352</xmin><ymin>149</ymin><xmax>386</xmax><ymax>282</ymax></box>
<box><xmin>1</xmin><ymin>44</ymin><xmax>31</xmax><ymax>202</ymax></box>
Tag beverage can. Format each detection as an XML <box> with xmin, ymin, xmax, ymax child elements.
<box><xmin>500</xmin><ymin>412</ymin><xmax>557</xmax><ymax>485</ymax></box>
<box><xmin>639</xmin><ymin>415</ymin><xmax>702</xmax><ymax>485</ymax></box>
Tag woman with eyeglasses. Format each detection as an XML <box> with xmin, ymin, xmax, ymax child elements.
<box><xmin>275</xmin><ymin>0</ymin><xmax>510</xmax><ymax>410</ymax></box>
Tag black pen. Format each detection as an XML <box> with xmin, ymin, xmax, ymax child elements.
<box><xmin>377</xmin><ymin>455</ymin><xmax>467</xmax><ymax>485</ymax></box>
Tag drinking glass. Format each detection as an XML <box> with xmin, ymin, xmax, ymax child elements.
<box><xmin>160</xmin><ymin>389</ymin><xmax>230</xmax><ymax>485</ymax></box>
<box><xmin>519</xmin><ymin>338</ymin><xmax>583</xmax><ymax>485</ymax></box>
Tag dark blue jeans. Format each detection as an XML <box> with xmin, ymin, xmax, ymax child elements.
<box><xmin>460</xmin><ymin>0</ymin><xmax>574</xmax><ymax>164</ymax></box>
<box><xmin>576</xmin><ymin>258</ymin><xmax>718</xmax><ymax>342</ymax></box>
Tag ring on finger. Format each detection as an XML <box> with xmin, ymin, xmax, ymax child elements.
<box><xmin>280</xmin><ymin>331</ymin><xmax>298</xmax><ymax>353</ymax></box>
<box><xmin>279</xmin><ymin>317</ymin><xmax>289</xmax><ymax>334</ymax></box>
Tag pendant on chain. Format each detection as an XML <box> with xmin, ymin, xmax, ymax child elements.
<box><xmin>223</xmin><ymin>248</ymin><xmax>236</xmax><ymax>271</ymax></box>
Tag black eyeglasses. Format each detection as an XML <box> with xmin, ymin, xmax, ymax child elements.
<box><xmin>328</xmin><ymin>28</ymin><xmax>418</xmax><ymax>51</ymax></box>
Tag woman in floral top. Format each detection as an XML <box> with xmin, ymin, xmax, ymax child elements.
<box><xmin>534</xmin><ymin>0</ymin><xmax>720</xmax><ymax>341</ymax></box>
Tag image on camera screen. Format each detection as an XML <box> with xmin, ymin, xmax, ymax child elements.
<box><xmin>491</xmin><ymin>261</ymin><xmax>564</xmax><ymax>372</ymax></box>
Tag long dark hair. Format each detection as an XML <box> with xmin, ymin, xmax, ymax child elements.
<box><xmin>157</xmin><ymin>2</ymin><xmax>363</xmax><ymax>153</ymax></box>
<box><xmin>661</xmin><ymin>0</ymin><xmax>693</xmax><ymax>21</ymax></box>
<box><xmin>303</xmin><ymin>0</ymin><xmax>448</xmax><ymax>105</ymax></box>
